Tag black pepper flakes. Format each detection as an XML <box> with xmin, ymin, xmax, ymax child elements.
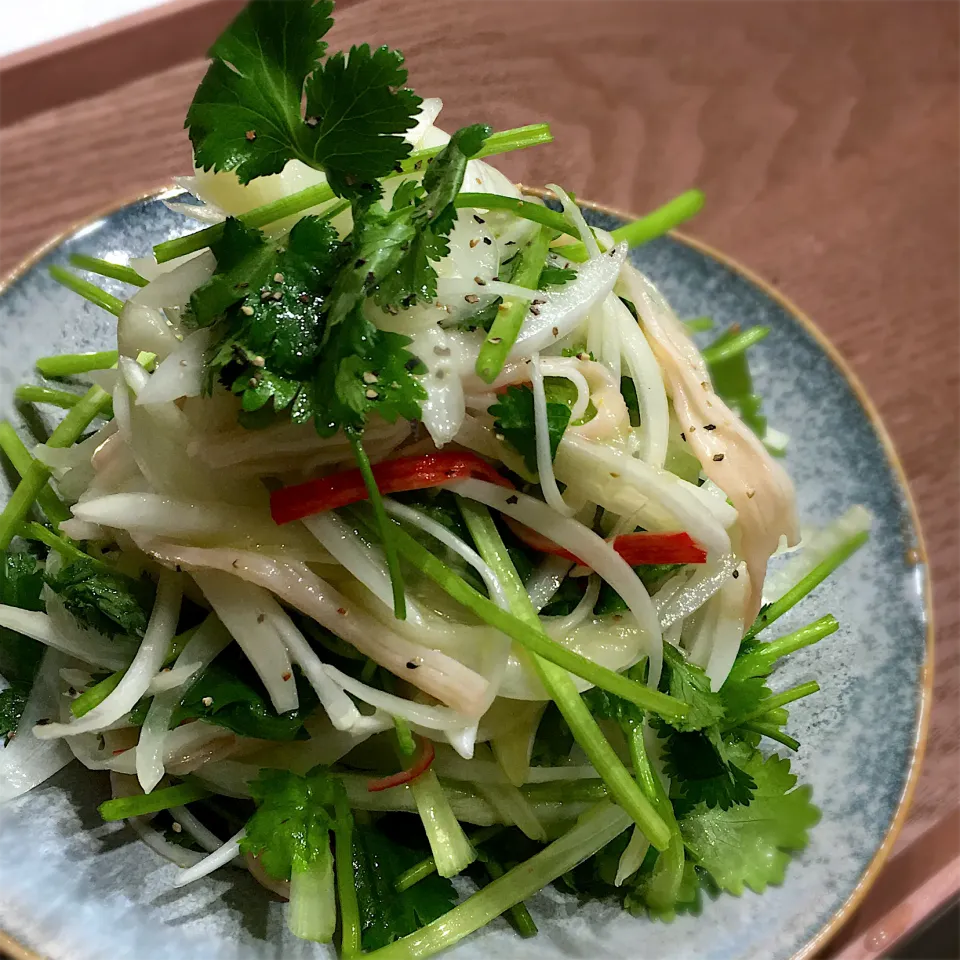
<box><xmin>704</xmin><ymin>423</ymin><xmax>717</xmax><ymax>431</ymax></box>
<box><xmin>732</xmin><ymin>569</ymin><xmax>740</xmax><ymax>578</ymax></box>
<box><xmin>482</xmin><ymin>236</ymin><xmax>492</xmax><ymax>245</ymax></box>
<box><xmin>506</xmin><ymin>495</ymin><xmax>519</xmax><ymax>505</ymax></box>
<box><xmin>713</xmin><ymin>453</ymin><xmax>725</xmax><ymax>462</ymax></box>
<box><xmin>464</xmin><ymin>294</ymin><xmax>480</xmax><ymax>304</ymax></box>
<box><xmin>473</xmin><ymin>214</ymin><xmax>485</xmax><ymax>224</ymax></box>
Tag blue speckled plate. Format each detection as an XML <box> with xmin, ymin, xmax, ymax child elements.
<box><xmin>0</xmin><ymin>191</ymin><xmax>931</xmax><ymax>960</ymax></box>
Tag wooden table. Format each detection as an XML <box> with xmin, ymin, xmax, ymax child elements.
<box><xmin>1</xmin><ymin>1</ymin><xmax>957</xmax><ymax>953</ymax></box>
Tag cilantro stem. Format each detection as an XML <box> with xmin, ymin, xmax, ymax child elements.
<box><xmin>683</xmin><ymin>316</ymin><xmax>715</xmax><ymax>334</ymax></box>
<box><xmin>732</xmin><ymin>615</ymin><xmax>839</xmax><ymax>681</ymax></box>
<box><xmin>0</xmin><ymin>422</ymin><xmax>70</xmax><ymax>527</ymax></box>
<box><xmin>153</xmin><ymin>124</ymin><xmax>554</xmax><ymax>263</ymax></box>
<box><xmin>14</xmin><ymin>384</ymin><xmax>83</xmax><ymax>411</ymax></box>
<box><xmin>455</xmin><ymin>194</ymin><xmax>574</xmax><ymax>236</ymax></box>
<box><xmin>475</xmin><ymin>226</ymin><xmax>552</xmax><ymax>384</ymax></box>
<box><xmin>347</xmin><ymin>430</ymin><xmax>406</xmax><ymax>621</ymax></box>
<box><xmin>68</xmin><ymin>253</ymin><xmax>147</xmax><ymax>287</ymax></box>
<box><xmin>410</xmin><ymin>769</ymin><xmax>477</xmax><ymax>877</ymax></box>
<box><xmin>745</xmin><ymin>531</ymin><xmax>868</xmax><ymax>641</ymax></box>
<box><xmin>49</xmin><ymin>266</ymin><xmax>125</xmax><ymax>317</ymax></box>
<box><xmin>364</xmin><ymin>801</ymin><xmax>631</xmax><ymax>960</ymax></box>
<box><xmin>560</xmin><ymin>189</ymin><xmax>705</xmax><ymax>264</ymax></box>
<box><xmin>701</xmin><ymin>326</ymin><xmax>770</xmax><ymax>366</ymax></box>
<box><xmin>394</xmin><ymin>826</ymin><xmax>504</xmax><ymax>892</ymax></box>
<box><xmin>289</xmin><ymin>843</ymin><xmax>336</xmax><ymax>943</ymax></box>
<box><xmin>393</xmin><ymin>717</ymin><xmax>417</xmax><ymax>756</ymax></box>
<box><xmin>36</xmin><ymin>350</ymin><xmax>120</xmax><ymax>377</ymax></box>
<box><xmin>456</xmin><ymin>498</ymin><xmax>670</xmax><ymax>850</ymax></box>
<box><xmin>479</xmin><ymin>853</ymin><xmax>539</xmax><ymax>938</ymax></box>
<box><xmin>98</xmin><ymin>781</ymin><xmax>211</xmax><ymax>820</ymax></box>
<box><xmin>335</xmin><ymin>793</ymin><xmax>361</xmax><ymax>958</ymax></box>
<box><xmin>18</xmin><ymin>521</ymin><xmax>100</xmax><ymax>567</ymax></box>
<box><xmin>353</xmin><ymin>508</ymin><xmax>688</xmax><ymax>723</ymax></box>
<box><xmin>0</xmin><ymin>383</ymin><xmax>110</xmax><ymax>550</ymax></box>
<box><xmin>727</xmin><ymin>680</ymin><xmax>821</xmax><ymax>730</ymax></box>
<box><xmin>741</xmin><ymin>722</ymin><xmax>800</xmax><ymax>751</ymax></box>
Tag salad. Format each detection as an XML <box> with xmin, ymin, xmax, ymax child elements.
<box><xmin>0</xmin><ymin>1</ymin><xmax>873</xmax><ymax>956</ymax></box>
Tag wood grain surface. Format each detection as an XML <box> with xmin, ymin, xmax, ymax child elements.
<box><xmin>0</xmin><ymin>0</ymin><xmax>957</xmax><ymax>952</ymax></box>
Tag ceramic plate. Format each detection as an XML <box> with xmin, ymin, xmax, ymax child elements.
<box><xmin>0</xmin><ymin>192</ymin><xmax>931</xmax><ymax>960</ymax></box>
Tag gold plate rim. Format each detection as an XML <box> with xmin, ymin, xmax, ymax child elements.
<box><xmin>0</xmin><ymin>187</ymin><xmax>934</xmax><ymax>960</ymax></box>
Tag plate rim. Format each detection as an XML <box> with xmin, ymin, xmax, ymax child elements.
<box><xmin>0</xmin><ymin>186</ymin><xmax>935</xmax><ymax>960</ymax></box>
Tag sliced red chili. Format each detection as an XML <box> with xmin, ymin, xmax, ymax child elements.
<box><xmin>504</xmin><ymin>517</ymin><xmax>707</xmax><ymax>567</ymax></box>
<box><xmin>367</xmin><ymin>737</ymin><xmax>436</xmax><ymax>792</ymax></box>
<box><xmin>271</xmin><ymin>452</ymin><xmax>513</xmax><ymax>525</ymax></box>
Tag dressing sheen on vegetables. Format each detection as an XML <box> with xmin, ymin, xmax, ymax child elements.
<box><xmin>0</xmin><ymin>1</ymin><xmax>873</xmax><ymax>955</ymax></box>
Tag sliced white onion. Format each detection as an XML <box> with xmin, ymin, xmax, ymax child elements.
<box><xmin>33</xmin><ymin>571</ymin><xmax>182</xmax><ymax>739</ymax></box>
<box><xmin>131</xmin><ymin>249</ymin><xmax>216</xmax><ymax>314</ymax></box>
<box><xmin>117</xmin><ymin>302</ymin><xmax>178</xmax><ymax>361</ymax></box>
<box><xmin>436</xmin><ymin>278</ymin><xmax>540</xmax><ymax>301</ymax></box>
<box><xmin>0</xmin><ymin>605</ymin><xmax>132</xmax><ymax>671</ymax></box>
<box><xmin>136</xmin><ymin>329</ymin><xmax>212</xmax><ymax>405</ymax></box>
<box><xmin>547</xmin><ymin>183</ymin><xmax>600</xmax><ymax>260</ymax></box>
<box><xmin>683</xmin><ymin>590</ymin><xmax>722</xmax><ymax>669</ymax></box>
<box><xmin>537</xmin><ymin>357</ymin><xmax>591</xmax><ymax>422</ymax></box>
<box><xmin>170</xmin><ymin>805</ymin><xmax>236</xmax><ymax>856</ymax></box>
<box><xmin>473</xmin><ymin>781</ymin><xmax>546</xmax><ymax>841</ymax></box>
<box><xmin>540</xmin><ymin>575</ymin><xmax>600</xmax><ymax>638</ymax></box>
<box><xmin>192</xmin><ymin>570</ymin><xmax>297</xmax><ymax>715</ymax></box>
<box><xmin>302</xmin><ymin>511</ymin><xmax>423</xmax><ymax>624</ymax></box>
<box><xmin>145</xmin><ymin>543</ymin><xmax>491</xmax><ymax>718</ymax></box>
<box><xmin>0</xmin><ymin>651</ymin><xmax>73</xmax><ymax>802</ymax></box>
<box><xmin>526</xmin><ymin>554</ymin><xmax>574</xmax><ymax>612</ymax></box>
<box><xmin>659</xmin><ymin>553</ymin><xmax>737</xmax><ymax>629</ymax></box>
<box><xmin>615</xmin><ymin>827</ymin><xmax>650</xmax><ymax>886</ymax></box>
<box><xmin>172</xmin><ymin>828</ymin><xmax>246</xmax><ymax>887</ymax></box>
<box><xmin>408</xmin><ymin>327</ymin><xmax>467</xmax><ymax>447</ymax></box>
<box><xmin>136</xmin><ymin>616</ymin><xmax>232</xmax><ymax>793</ymax></box>
<box><xmin>614</xmin><ymin>293</ymin><xmax>669</xmax><ymax>468</ymax></box>
<box><xmin>384</xmin><ymin>499</ymin><xmax>510</xmax><ymax>611</ymax></box>
<box><xmin>452</xmin><ymin>478</ymin><xmax>663</xmax><ymax>685</ymax></box>
<box><xmin>530</xmin><ymin>353</ymin><xmax>576</xmax><ymax>517</ymax></box>
<box><xmin>704</xmin><ymin>567</ymin><xmax>749</xmax><ymax>689</ymax></box>
<box><xmin>128</xmin><ymin>817</ymin><xmax>207</xmax><ymax>869</ymax></box>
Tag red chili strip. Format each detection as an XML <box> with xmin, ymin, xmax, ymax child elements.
<box><xmin>504</xmin><ymin>517</ymin><xmax>707</xmax><ymax>566</ymax></box>
<box><xmin>367</xmin><ymin>737</ymin><xmax>436</xmax><ymax>793</ymax></box>
<box><xmin>271</xmin><ymin>452</ymin><xmax>513</xmax><ymax>525</ymax></box>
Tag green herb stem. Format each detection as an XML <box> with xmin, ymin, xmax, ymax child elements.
<box><xmin>36</xmin><ymin>350</ymin><xmax>120</xmax><ymax>378</ymax></box>
<box><xmin>0</xmin><ymin>422</ymin><xmax>70</xmax><ymax>528</ymax></box>
<box><xmin>18</xmin><ymin>522</ymin><xmax>102</xmax><ymax>567</ymax></box>
<box><xmin>455</xmin><ymin>194</ymin><xmax>574</xmax><ymax>237</ymax></box>
<box><xmin>98</xmin><ymin>781</ymin><xmax>211</xmax><ymax>821</ymax></box>
<box><xmin>727</xmin><ymin>680</ymin><xmax>821</xmax><ymax>730</ymax></box>
<box><xmin>732</xmin><ymin>615</ymin><xmax>839</xmax><ymax>681</ymax></box>
<box><xmin>153</xmin><ymin>124</ymin><xmax>554</xmax><ymax>263</ymax></box>
<box><xmin>68</xmin><ymin>254</ymin><xmax>148</xmax><ymax>287</ymax></box>
<box><xmin>410</xmin><ymin>769</ymin><xmax>477</xmax><ymax>878</ymax></box>
<box><xmin>559</xmin><ymin>188</ymin><xmax>705</xmax><ymax>263</ymax></box>
<box><xmin>741</xmin><ymin>722</ymin><xmax>800</xmax><ymax>751</ymax></box>
<box><xmin>683</xmin><ymin>316</ymin><xmax>715</xmax><ymax>334</ymax></box>
<box><xmin>14</xmin><ymin>385</ymin><xmax>82</xmax><ymax>410</ymax></box>
<box><xmin>480</xmin><ymin>854</ymin><xmax>538</xmax><ymax>938</ymax></box>
<box><xmin>475</xmin><ymin>226</ymin><xmax>552</xmax><ymax>384</ymax></box>
<box><xmin>701</xmin><ymin>326</ymin><xmax>770</xmax><ymax>366</ymax></box>
<box><xmin>347</xmin><ymin>431</ymin><xmax>406</xmax><ymax>620</ymax></box>
<box><xmin>356</xmin><ymin>509</ymin><xmax>688</xmax><ymax>723</ymax></box>
<box><xmin>335</xmin><ymin>794</ymin><xmax>361</xmax><ymax>958</ymax></box>
<box><xmin>455</xmin><ymin>498</ymin><xmax>670</xmax><ymax>851</ymax></box>
<box><xmin>289</xmin><ymin>844</ymin><xmax>336</xmax><ymax>943</ymax></box>
<box><xmin>364</xmin><ymin>801</ymin><xmax>631</xmax><ymax>960</ymax></box>
<box><xmin>49</xmin><ymin>266</ymin><xmax>125</xmax><ymax>317</ymax></box>
<box><xmin>394</xmin><ymin>826</ymin><xmax>504</xmax><ymax>893</ymax></box>
<box><xmin>745</xmin><ymin>531</ymin><xmax>869</xmax><ymax>640</ymax></box>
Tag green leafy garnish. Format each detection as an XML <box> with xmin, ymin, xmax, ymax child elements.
<box><xmin>352</xmin><ymin>824</ymin><xmax>458</xmax><ymax>951</ymax></box>
<box><xmin>0</xmin><ymin>684</ymin><xmax>28</xmax><ymax>739</ymax></box>
<box><xmin>0</xmin><ymin>552</ymin><xmax>46</xmax><ymax>694</ymax></box>
<box><xmin>175</xmin><ymin>647</ymin><xmax>318</xmax><ymax>741</ymax></box>
<box><xmin>45</xmin><ymin>557</ymin><xmax>154</xmax><ymax>639</ymax></box>
<box><xmin>538</xmin><ymin>264</ymin><xmax>576</xmax><ymax>289</ymax></box>
<box><xmin>678</xmin><ymin>746</ymin><xmax>820</xmax><ymax>894</ymax></box>
<box><xmin>489</xmin><ymin>382</ymin><xmax>573</xmax><ymax>475</ymax></box>
<box><xmin>594</xmin><ymin>564</ymin><xmax>682</xmax><ymax>617</ymax></box>
<box><xmin>659</xmin><ymin>643</ymin><xmax>725</xmax><ymax>732</ymax></box>
<box><xmin>187</xmin><ymin>0</ymin><xmax>421</xmax><ymax>195</ymax></box>
<box><xmin>659</xmin><ymin>726</ymin><xmax>756</xmax><ymax>811</ymax></box>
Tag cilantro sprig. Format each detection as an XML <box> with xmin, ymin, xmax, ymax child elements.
<box><xmin>188</xmin><ymin>0</ymin><xmax>421</xmax><ymax>196</ymax></box>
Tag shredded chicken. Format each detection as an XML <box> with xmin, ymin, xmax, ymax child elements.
<box><xmin>622</xmin><ymin>265</ymin><xmax>799</xmax><ymax>621</ymax></box>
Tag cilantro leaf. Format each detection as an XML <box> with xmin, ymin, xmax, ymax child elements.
<box><xmin>658</xmin><ymin>642</ymin><xmax>725</xmax><ymax>732</ymax></box>
<box><xmin>718</xmin><ymin>675</ymin><xmax>771</xmax><ymax>728</ymax></box>
<box><xmin>311</xmin><ymin>305</ymin><xmax>426</xmax><ymax>436</ymax></box>
<box><xmin>352</xmin><ymin>823</ymin><xmax>457</xmax><ymax>951</ymax></box>
<box><xmin>538</xmin><ymin>265</ymin><xmax>577</xmax><ymax>289</ymax></box>
<box><xmin>187</xmin><ymin>0</ymin><xmax>420</xmax><ymax>191</ymax></box>
<box><xmin>660</xmin><ymin>726</ymin><xmax>756</xmax><ymax>810</ymax></box>
<box><xmin>0</xmin><ymin>551</ymin><xmax>45</xmax><ymax>686</ymax></box>
<box><xmin>489</xmin><ymin>383</ymin><xmax>571</xmax><ymax>475</ymax></box>
<box><xmin>678</xmin><ymin>747</ymin><xmax>820</xmax><ymax>895</ymax></box>
<box><xmin>175</xmin><ymin>646</ymin><xmax>318</xmax><ymax>741</ymax></box>
<box><xmin>240</xmin><ymin>767</ymin><xmax>344</xmax><ymax>878</ymax></box>
<box><xmin>45</xmin><ymin>557</ymin><xmax>154</xmax><ymax>639</ymax></box>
